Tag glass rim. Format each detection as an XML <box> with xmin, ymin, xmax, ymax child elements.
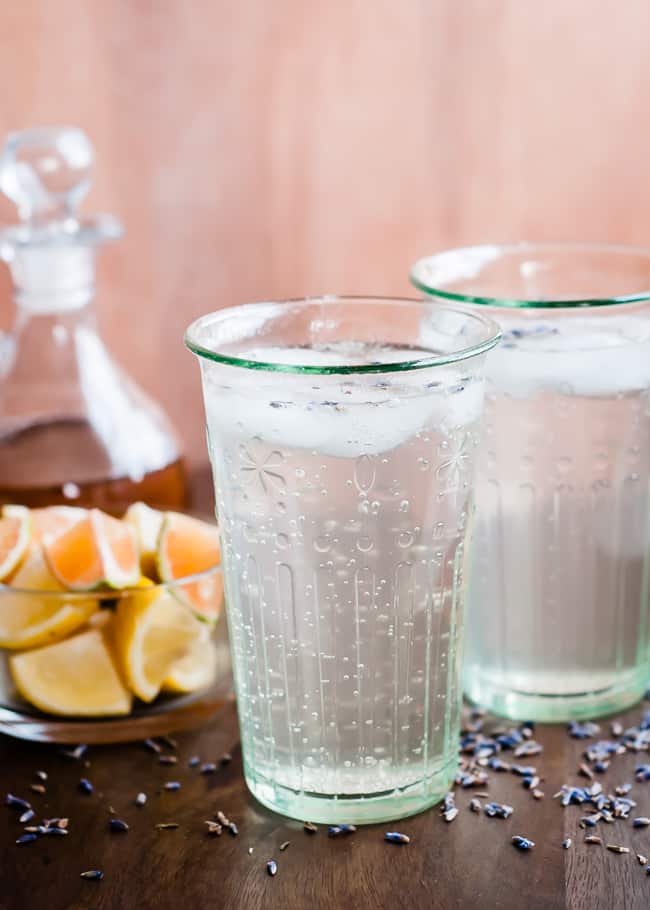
<box><xmin>410</xmin><ymin>241</ymin><xmax>650</xmax><ymax>309</ymax></box>
<box><xmin>184</xmin><ymin>296</ymin><xmax>501</xmax><ymax>374</ymax></box>
<box><xmin>0</xmin><ymin>563</ymin><xmax>221</xmax><ymax>600</ymax></box>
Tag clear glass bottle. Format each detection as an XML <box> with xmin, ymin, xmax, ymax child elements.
<box><xmin>0</xmin><ymin>127</ymin><xmax>186</xmax><ymax>509</ymax></box>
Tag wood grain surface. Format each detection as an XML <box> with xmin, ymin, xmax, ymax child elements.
<box><xmin>4</xmin><ymin>701</ymin><xmax>650</xmax><ymax>909</ymax></box>
<box><xmin>1</xmin><ymin>1</ymin><xmax>650</xmax><ymax>464</ymax></box>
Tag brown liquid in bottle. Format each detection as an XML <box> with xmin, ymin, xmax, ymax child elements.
<box><xmin>0</xmin><ymin>418</ymin><xmax>187</xmax><ymax>510</ymax></box>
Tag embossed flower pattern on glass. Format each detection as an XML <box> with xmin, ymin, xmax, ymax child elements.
<box><xmin>239</xmin><ymin>437</ymin><xmax>286</xmax><ymax>493</ymax></box>
<box><xmin>435</xmin><ymin>431</ymin><xmax>472</xmax><ymax>493</ymax></box>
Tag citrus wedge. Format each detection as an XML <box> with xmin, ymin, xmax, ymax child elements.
<box><xmin>0</xmin><ymin>508</ymin><xmax>31</xmax><ymax>581</ymax></box>
<box><xmin>111</xmin><ymin>586</ymin><xmax>205</xmax><ymax>702</ymax></box>
<box><xmin>156</xmin><ymin>512</ymin><xmax>223</xmax><ymax>622</ymax></box>
<box><xmin>0</xmin><ymin>547</ymin><xmax>98</xmax><ymax>649</ymax></box>
<box><xmin>9</xmin><ymin>628</ymin><xmax>132</xmax><ymax>716</ymax></box>
<box><xmin>44</xmin><ymin>509</ymin><xmax>139</xmax><ymax>591</ymax></box>
<box><xmin>29</xmin><ymin>506</ymin><xmax>86</xmax><ymax>544</ymax></box>
<box><xmin>123</xmin><ymin>502</ymin><xmax>164</xmax><ymax>578</ymax></box>
<box><xmin>162</xmin><ymin>635</ymin><xmax>218</xmax><ymax>694</ymax></box>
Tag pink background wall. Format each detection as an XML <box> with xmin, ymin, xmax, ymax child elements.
<box><xmin>2</xmin><ymin>1</ymin><xmax>649</xmax><ymax>463</ymax></box>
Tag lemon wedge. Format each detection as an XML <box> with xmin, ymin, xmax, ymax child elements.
<box><xmin>9</xmin><ymin>628</ymin><xmax>132</xmax><ymax>716</ymax></box>
<box><xmin>162</xmin><ymin>635</ymin><xmax>218</xmax><ymax>694</ymax></box>
<box><xmin>111</xmin><ymin>587</ymin><xmax>204</xmax><ymax>702</ymax></box>
<box><xmin>0</xmin><ymin>508</ymin><xmax>31</xmax><ymax>581</ymax></box>
<box><xmin>0</xmin><ymin>549</ymin><xmax>97</xmax><ymax>649</ymax></box>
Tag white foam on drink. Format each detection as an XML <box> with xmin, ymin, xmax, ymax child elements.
<box><xmin>489</xmin><ymin>316</ymin><xmax>650</xmax><ymax>398</ymax></box>
<box><xmin>204</xmin><ymin>342</ymin><xmax>483</xmax><ymax>457</ymax></box>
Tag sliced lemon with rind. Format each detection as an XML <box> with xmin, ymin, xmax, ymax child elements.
<box><xmin>0</xmin><ymin>508</ymin><xmax>31</xmax><ymax>581</ymax></box>
<box><xmin>111</xmin><ymin>587</ymin><xmax>205</xmax><ymax>702</ymax></box>
<box><xmin>124</xmin><ymin>502</ymin><xmax>164</xmax><ymax>578</ymax></box>
<box><xmin>9</xmin><ymin>628</ymin><xmax>132</xmax><ymax>716</ymax></box>
<box><xmin>162</xmin><ymin>635</ymin><xmax>218</xmax><ymax>694</ymax></box>
<box><xmin>0</xmin><ymin>546</ymin><xmax>98</xmax><ymax>649</ymax></box>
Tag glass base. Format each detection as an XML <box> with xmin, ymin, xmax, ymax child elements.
<box><xmin>465</xmin><ymin>666</ymin><xmax>649</xmax><ymax>722</ymax></box>
<box><xmin>243</xmin><ymin>758</ymin><xmax>456</xmax><ymax>825</ymax></box>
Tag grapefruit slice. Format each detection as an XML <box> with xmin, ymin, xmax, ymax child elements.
<box><xmin>10</xmin><ymin>628</ymin><xmax>132</xmax><ymax>716</ymax></box>
<box><xmin>0</xmin><ymin>508</ymin><xmax>31</xmax><ymax>581</ymax></box>
<box><xmin>29</xmin><ymin>506</ymin><xmax>86</xmax><ymax>544</ymax></box>
<box><xmin>43</xmin><ymin>509</ymin><xmax>140</xmax><ymax>591</ymax></box>
<box><xmin>156</xmin><ymin>512</ymin><xmax>223</xmax><ymax>623</ymax></box>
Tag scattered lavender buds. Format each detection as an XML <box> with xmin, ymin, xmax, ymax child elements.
<box><xmin>143</xmin><ymin>738</ymin><xmax>162</xmax><ymax>755</ymax></box>
<box><xmin>485</xmin><ymin>802</ymin><xmax>514</xmax><ymax>819</ymax></box>
<box><xmin>562</xmin><ymin>838</ymin><xmax>572</xmax><ymax>849</ymax></box>
<box><xmin>511</xmin><ymin>836</ymin><xmax>535</xmax><ymax>851</ymax></box>
<box><xmin>633</xmin><ymin>817</ymin><xmax>650</xmax><ymax>828</ymax></box>
<box><xmin>60</xmin><ymin>744</ymin><xmax>87</xmax><ymax>760</ymax></box>
<box><xmin>188</xmin><ymin>756</ymin><xmax>201</xmax><ymax>768</ymax></box>
<box><xmin>16</xmin><ymin>833</ymin><xmax>38</xmax><ymax>845</ymax></box>
<box><xmin>384</xmin><ymin>832</ymin><xmax>410</xmax><ymax>844</ymax></box>
<box><xmin>80</xmin><ymin>870</ymin><xmax>104</xmax><ymax>880</ymax></box>
<box><xmin>109</xmin><ymin>819</ymin><xmax>129</xmax><ymax>833</ymax></box>
<box><xmin>469</xmin><ymin>798</ymin><xmax>482</xmax><ymax>813</ymax></box>
<box><xmin>19</xmin><ymin>809</ymin><xmax>34</xmax><ymax>824</ymax></box>
<box><xmin>163</xmin><ymin>782</ymin><xmax>181</xmax><ymax>791</ymax></box>
<box><xmin>5</xmin><ymin>794</ymin><xmax>31</xmax><ymax>811</ymax></box>
<box><xmin>267</xmin><ymin>860</ymin><xmax>278</xmax><ymax>876</ymax></box>
<box><xmin>78</xmin><ymin>778</ymin><xmax>93</xmax><ymax>795</ymax></box>
<box><xmin>611</xmin><ymin>721</ymin><xmax>624</xmax><ymax>737</ymax></box>
<box><xmin>44</xmin><ymin>827</ymin><xmax>68</xmax><ymax>837</ymax></box>
<box><xmin>568</xmin><ymin>721</ymin><xmax>600</xmax><ymax>739</ymax></box>
<box><xmin>200</xmin><ymin>763</ymin><xmax>217</xmax><ymax>775</ymax></box>
<box><xmin>328</xmin><ymin>824</ymin><xmax>356</xmax><ymax>837</ymax></box>
<box><xmin>135</xmin><ymin>792</ymin><xmax>147</xmax><ymax>807</ymax></box>
<box><xmin>636</xmin><ymin>764</ymin><xmax>650</xmax><ymax>782</ymax></box>
<box><xmin>532</xmin><ymin>789</ymin><xmax>545</xmax><ymax>800</ymax></box>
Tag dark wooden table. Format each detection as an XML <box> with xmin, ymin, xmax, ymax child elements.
<box><xmin>2</xmin><ymin>470</ymin><xmax>650</xmax><ymax>909</ymax></box>
<box><xmin>4</xmin><ymin>703</ymin><xmax>650</xmax><ymax>910</ymax></box>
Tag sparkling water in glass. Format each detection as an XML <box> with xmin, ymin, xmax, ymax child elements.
<box><xmin>186</xmin><ymin>298</ymin><xmax>499</xmax><ymax>822</ymax></box>
<box><xmin>412</xmin><ymin>243</ymin><xmax>650</xmax><ymax>721</ymax></box>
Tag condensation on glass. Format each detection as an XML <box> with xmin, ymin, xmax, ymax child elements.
<box><xmin>187</xmin><ymin>297</ymin><xmax>499</xmax><ymax>823</ymax></box>
<box><xmin>412</xmin><ymin>243</ymin><xmax>650</xmax><ymax>721</ymax></box>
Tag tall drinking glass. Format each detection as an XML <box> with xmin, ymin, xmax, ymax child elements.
<box><xmin>186</xmin><ymin>297</ymin><xmax>500</xmax><ymax>822</ymax></box>
<box><xmin>412</xmin><ymin>243</ymin><xmax>650</xmax><ymax>721</ymax></box>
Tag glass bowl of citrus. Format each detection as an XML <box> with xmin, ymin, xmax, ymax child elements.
<box><xmin>0</xmin><ymin>503</ymin><xmax>230</xmax><ymax>743</ymax></box>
